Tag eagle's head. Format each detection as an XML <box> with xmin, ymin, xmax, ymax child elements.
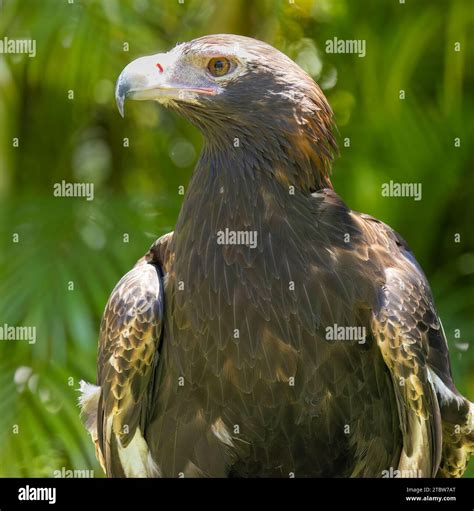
<box><xmin>116</xmin><ymin>34</ymin><xmax>337</xmax><ymax>190</ymax></box>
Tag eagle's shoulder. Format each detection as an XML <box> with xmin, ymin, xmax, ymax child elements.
<box><xmin>143</xmin><ymin>231</ymin><xmax>174</xmax><ymax>273</ymax></box>
<box><xmin>79</xmin><ymin>233</ymin><xmax>172</xmax><ymax>477</ymax></box>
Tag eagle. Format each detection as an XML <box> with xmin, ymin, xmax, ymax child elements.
<box><xmin>79</xmin><ymin>34</ymin><xmax>473</xmax><ymax>478</ymax></box>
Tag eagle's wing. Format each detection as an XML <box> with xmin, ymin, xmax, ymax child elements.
<box><xmin>80</xmin><ymin>233</ymin><xmax>172</xmax><ymax>477</ymax></box>
<box><xmin>371</xmin><ymin>264</ymin><xmax>442</xmax><ymax>477</ymax></box>
<box><xmin>360</xmin><ymin>214</ymin><xmax>473</xmax><ymax>477</ymax></box>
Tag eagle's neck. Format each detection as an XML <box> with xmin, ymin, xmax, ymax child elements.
<box><xmin>170</xmin><ymin>142</ymin><xmax>320</xmax><ymax>287</ymax></box>
<box><xmin>175</xmin><ymin>142</ymin><xmax>304</xmax><ymax>240</ymax></box>
<box><xmin>174</xmin><ymin>96</ymin><xmax>336</xmax><ymax>194</ymax></box>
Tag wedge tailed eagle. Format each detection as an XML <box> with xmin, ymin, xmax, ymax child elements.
<box><xmin>79</xmin><ymin>34</ymin><xmax>473</xmax><ymax>478</ymax></box>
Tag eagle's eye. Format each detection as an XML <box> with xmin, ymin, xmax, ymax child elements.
<box><xmin>207</xmin><ymin>57</ymin><xmax>232</xmax><ymax>77</ymax></box>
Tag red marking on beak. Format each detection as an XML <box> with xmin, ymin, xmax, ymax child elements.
<box><xmin>156</xmin><ymin>63</ymin><xmax>164</xmax><ymax>73</ymax></box>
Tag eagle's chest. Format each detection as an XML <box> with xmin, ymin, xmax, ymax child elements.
<box><xmin>152</xmin><ymin>237</ymin><xmax>393</xmax><ymax>476</ymax></box>
<box><xmin>164</xmin><ymin>260</ymin><xmax>298</xmax><ymax>379</ymax></box>
<box><xmin>162</xmin><ymin>243</ymin><xmax>366</xmax><ymax>404</ymax></box>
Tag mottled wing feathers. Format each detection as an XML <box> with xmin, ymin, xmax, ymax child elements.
<box><xmin>359</xmin><ymin>213</ymin><xmax>473</xmax><ymax>477</ymax></box>
<box><xmin>371</xmin><ymin>266</ymin><xmax>442</xmax><ymax>477</ymax></box>
<box><xmin>96</xmin><ymin>258</ymin><xmax>164</xmax><ymax>476</ymax></box>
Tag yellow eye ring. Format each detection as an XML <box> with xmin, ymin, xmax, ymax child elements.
<box><xmin>208</xmin><ymin>57</ymin><xmax>232</xmax><ymax>77</ymax></box>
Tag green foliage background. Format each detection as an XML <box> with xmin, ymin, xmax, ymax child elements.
<box><xmin>0</xmin><ymin>0</ymin><xmax>472</xmax><ymax>477</ymax></box>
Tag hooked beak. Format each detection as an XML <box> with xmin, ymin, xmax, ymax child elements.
<box><xmin>115</xmin><ymin>53</ymin><xmax>218</xmax><ymax>117</ymax></box>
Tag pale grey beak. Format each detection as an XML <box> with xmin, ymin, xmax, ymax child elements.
<box><xmin>115</xmin><ymin>52</ymin><xmax>219</xmax><ymax>117</ymax></box>
<box><xmin>115</xmin><ymin>54</ymin><xmax>168</xmax><ymax>118</ymax></box>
